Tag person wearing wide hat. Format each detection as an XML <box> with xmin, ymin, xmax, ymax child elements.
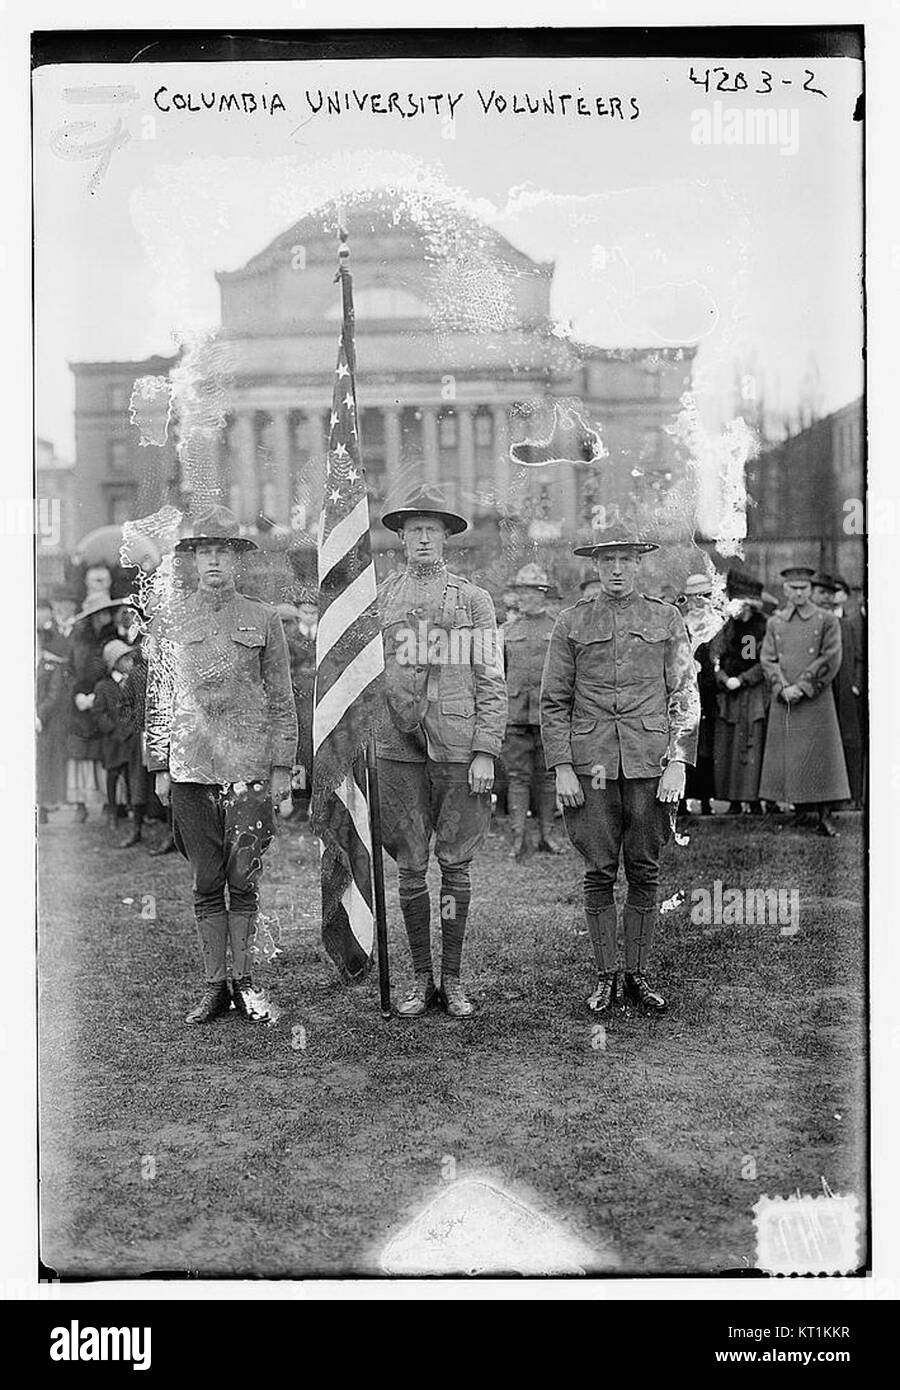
<box><xmin>710</xmin><ymin>571</ymin><xmax>769</xmax><ymax>814</ymax></box>
<box><xmin>758</xmin><ymin>564</ymin><xmax>849</xmax><ymax>834</ymax></box>
<box><xmin>501</xmin><ymin>563</ymin><xmax>566</xmax><ymax>861</ymax></box>
<box><xmin>677</xmin><ymin>573</ymin><xmax>718</xmax><ymax>817</ymax></box>
<box><xmin>279</xmin><ymin>583</ymin><xmax>319</xmax><ymax>822</ymax></box>
<box><xmin>812</xmin><ymin>572</ymin><xmax>864</xmax><ymax>809</ymax></box>
<box><xmin>540</xmin><ymin>519</ymin><xmax>699</xmax><ymax>1013</ymax></box>
<box><xmin>376</xmin><ymin>485</ymin><xmax>507</xmax><ymax>1019</ymax></box>
<box><xmin>145</xmin><ymin>504</ymin><xmax>297</xmax><ymax>1024</ymax></box>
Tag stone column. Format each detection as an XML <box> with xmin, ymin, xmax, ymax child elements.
<box><xmin>458</xmin><ymin>405</ymin><xmax>475</xmax><ymax>511</ymax></box>
<box><xmin>271</xmin><ymin>410</ymin><xmax>293</xmax><ymax>525</ymax></box>
<box><xmin>234</xmin><ymin>410</ymin><xmax>258</xmax><ymax>524</ymax></box>
<box><xmin>492</xmin><ymin>404</ymin><xmax>511</xmax><ymax>507</ymax></box>
<box><xmin>422</xmin><ymin>407</ymin><xmax>439</xmax><ymax>484</ymax></box>
<box><xmin>383</xmin><ymin>405</ymin><xmax>402</xmax><ymax>494</ymax></box>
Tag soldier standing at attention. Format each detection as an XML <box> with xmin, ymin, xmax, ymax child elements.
<box><xmin>146</xmin><ymin>506</ymin><xmax>298</xmax><ymax>1024</ymax></box>
<box><xmin>502</xmin><ymin>563</ymin><xmax>566</xmax><ymax>860</ymax></box>
<box><xmin>376</xmin><ymin>486</ymin><xmax>507</xmax><ymax>1019</ymax></box>
<box><xmin>540</xmin><ymin>522</ymin><xmax>699</xmax><ymax>1014</ymax></box>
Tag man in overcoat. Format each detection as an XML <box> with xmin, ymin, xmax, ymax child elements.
<box><xmin>540</xmin><ymin>522</ymin><xmax>699</xmax><ymax>1013</ymax></box>
<box><xmin>758</xmin><ymin>565</ymin><xmax>849</xmax><ymax>835</ymax></box>
<box><xmin>376</xmin><ymin>486</ymin><xmax>507</xmax><ymax>1019</ymax></box>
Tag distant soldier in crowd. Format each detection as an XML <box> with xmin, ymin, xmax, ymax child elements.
<box><xmin>710</xmin><ymin>572</ymin><xmax>769</xmax><ymax>813</ymax></box>
<box><xmin>812</xmin><ymin>572</ymin><xmax>864</xmax><ymax>809</ymax></box>
<box><xmin>541</xmin><ymin>521</ymin><xmax>699</xmax><ymax>1014</ymax></box>
<box><xmin>146</xmin><ymin>506</ymin><xmax>298</xmax><ymax>1025</ymax></box>
<box><xmin>679</xmin><ymin>573</ymin><xmax>718</xmax><ymax>816</ymax></box>
<box><xmin>502</xmin><ymin>563</ymin><xmax>566</xmax><ymax>860</ymax></box>
<box><xmin>758</xmin><ymin>565</ymin><xmax>849</xmax><ymax>836</ymax></box>
<box><xmin>280</xmin><ymin>586</ymin><xmax>318</xmax><ymax>821</ymax></box>
<box><xmin>377</xmin><ymin>486</ymin><xmax>507</xmax><ymax>1020</ymax></box>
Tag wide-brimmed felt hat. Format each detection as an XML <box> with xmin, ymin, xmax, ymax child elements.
<box><xmin>73</xmin><ymin>593</ymin><xmax>138</xmax><ymax>625</ymax></box>
<box><xmin>511</xmin><ymin>563</ymin><xmax>551</xmax><ymax>591</ymax></box>
<box><xmin>573</xmin><ymin>519</ymin><xmax>658</xmax><ymax>558</ymax></box>
<box><xmin>683</xmin><ymin>572</ymin><xmax>713</xmax><ymax>597</ymax></box>
<box><xmin>380</xmin><ymin>485</ymin><xmax>468</xmax><ymax>537</ymax></box>
<box><xmin>175</xmin><ymin>504</ymin><xmax>259</xmax><ymax>554</ymax></box>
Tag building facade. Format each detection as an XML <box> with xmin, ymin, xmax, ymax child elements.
<box><xmin>745</xmin><ymin>397</ymin><xmax>864</xmax><ymax>588</ymax></box>
<box><xmin>69</xmin><ymin>198</ymin><xmax>695</xmax><ymax>556</ymax></box>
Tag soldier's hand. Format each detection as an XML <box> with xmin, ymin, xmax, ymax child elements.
<box><xmin>657</xmin><ymin>761</ymin><xmax>686</xmax><ymax>803</ymax></box>
<box><xmin>270</xmin><ymin>767</ymin><xmax>293</xmax><ymax>806</ymax></box>
<box><xmin>155</xmin><ymin>772</ymin><xmax>171</xmax><ymax>807</ymax></box>
<box><xmin>468</xmin><ymin>753</ymin><xmax>494</xmax><ymax>796</ymax></box>
<box><xmin>781</xmin><ymin>684</ymin><xmax>802</xmax><ymax>705</ymax></box>
<box><xmin>555</xmin><ymin>765</ymin><xmax>584</xmax><ymax>808</ymax></box>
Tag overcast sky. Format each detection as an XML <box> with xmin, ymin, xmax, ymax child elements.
<box><xmin>33</xmin><ymin>55</ymin><xmax>863</xmax><ymax>459</ymax></box>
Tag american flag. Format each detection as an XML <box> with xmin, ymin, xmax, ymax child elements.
<box><xmin>310</xmin><ymin>247</ymin><xmax>385</xmax><ymax>982</ymax></box>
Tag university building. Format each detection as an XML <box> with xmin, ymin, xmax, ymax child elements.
<box><xmin>69</xmin><ymin>197</ymin><xmax>695</xmax><ymax>557</ymax></box>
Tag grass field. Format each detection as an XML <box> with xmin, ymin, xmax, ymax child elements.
<box><xmin>37</xmin><ymin>805</ymin><xmax>867</xmax><ymax>1279</ymax></box>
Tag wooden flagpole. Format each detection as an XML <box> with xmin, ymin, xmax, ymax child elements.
<box><xmin>336</xmin><ymin>222</ymin><xmax>392</xmax><ymax>1018</ymax></box>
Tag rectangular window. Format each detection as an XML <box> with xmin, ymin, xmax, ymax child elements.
<box><xmin>439</xmin><ymin>411</ymin><xmax>458</xmax><ymax>448</ymax></box>
<box><xmin>108</xmin><ymin>439</ymin><xmax>129</xmax><ymax>472</ymax></box>
<box><xmin>474</xmin><ymin>411</ymin><xmax>494</xmax><ymax>448</ymax></box>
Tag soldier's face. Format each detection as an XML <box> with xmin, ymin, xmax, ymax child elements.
<box><xmin>401</xmin><ymin>516</ymin><xmax>447</xmax><ymax>564</ymax></box>
<box><xmin>811</xmin><ymin>585</ymin><xmax>833</xmax><ymax>609</ymax></box>
<box><xmin>195</xmin><ymin>543</ymin><xmax>237</xmax><ymax>588</ymax></box>
<box><xmin>595</xmin><ymin>549</ymin><xmax>638</xmax><ymax>596</ymax></box>
<box><xmin>784</xmin><ymin>579</ymin><xmax>811</xmax><ymax>608</ymax></box>
<box><xmin>298</xmin><ymin>602</ymin><xmax>318</xmax><ymax>627</ymax></box>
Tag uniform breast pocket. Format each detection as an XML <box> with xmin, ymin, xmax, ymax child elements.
<box><xmin>231</xmin><ymin>628</ymin><xmax>266</xmax><ymax>670</ymax></box>
<box><xmin>440</xmin><ymin>695</ymin><xmax>475</xmax><ymax>720</ymax></box>
<box><xmin>628</xmin><ymin>627</ymin><xmax>667</xmax><ymax>673</ymax></box>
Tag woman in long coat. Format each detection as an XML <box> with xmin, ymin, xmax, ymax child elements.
<box><xmin>758</xmin><ymin>567</ymin><xmax>850</xmax><ymax>835</ymax></box>
<box><xmin>710</xmin><ymin>579</ymin><xmax>769</xmax><ymax>811</ymax></box>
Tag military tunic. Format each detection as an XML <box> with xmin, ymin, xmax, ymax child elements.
<box><xmin>758</xmin><ymin>601</ymin><xmax>850</xmax><ymax>804</ymax></box>
<box><xmin>502</xmin><ymin>608</ymin><xmax>555</xmax><ymax>784</ymax></box>
<box><xmin>540</xmin><ymin>590</ymin><xmax>699</xmax><ymax>780</ymax></box>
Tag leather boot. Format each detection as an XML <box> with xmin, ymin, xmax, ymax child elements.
<box><xmin>537</xmin><ymin>778</ymin><xmax>566</xmax><ymax>854</ymax></box>
<box><xmin>441</xmin><ymin>975</ymin><xmax>474</xmax><ymax>1018</ymax></box>
<box><xmin>231</xmin><ymin>976</ymin><xmax>275</xmax><ymax>1022</ymax></box>
<box><xmin>507</xmin><ymin>781</ymin><xmax>530</xmax><ymax>860</ymax></box>
<box><xmin>185</xmin><ymin>981</ymin><xmax>230</xmax><ymax>1024</ymax></box>
<box><xmin>117</xmin><ymin>826</ymin><xmax>142</xmax><ymax>848</ymax></box>
<box><xmin>623</xmin><ymin>904</ymin><xmax>666</xmax><ymax>1012</ymax></box>
<box><xmin>622</xmin><ymin>973</ymin><xmax>667</xmax><ymax>1013</ymax></box>
<box><xmin>397</xmin><ymin>972</ymin><xmax>439</xmax><ymax>1018</ymax></box>
<box><xmin>149</xmin><ymin>832</ymin><xmax>177</xmax><ymax>856</ymax></box>
<box><xmin>587</xmin><ymin>971</ymin><xmax>619</xmax><ymax>1013</ymax></box>
<box><xmin>584</xmin><ymin>906</ymin><xmax>618</xmax><ymax>1011</ymax></box>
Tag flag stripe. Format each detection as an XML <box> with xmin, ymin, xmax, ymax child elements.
<box><xmin>319</xmin><ymin>496</ymin><xmax>371</xmax><ymax>580</ymax></box>
<box><xmin>317</xmin><ymin>565</ymin><xmax>378</xmax><ymax>664</ymax></box>
<box><xmin>314</xmin><ymin>632</ymin><xmax>384</xmax><ymax>752</ymax></box>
